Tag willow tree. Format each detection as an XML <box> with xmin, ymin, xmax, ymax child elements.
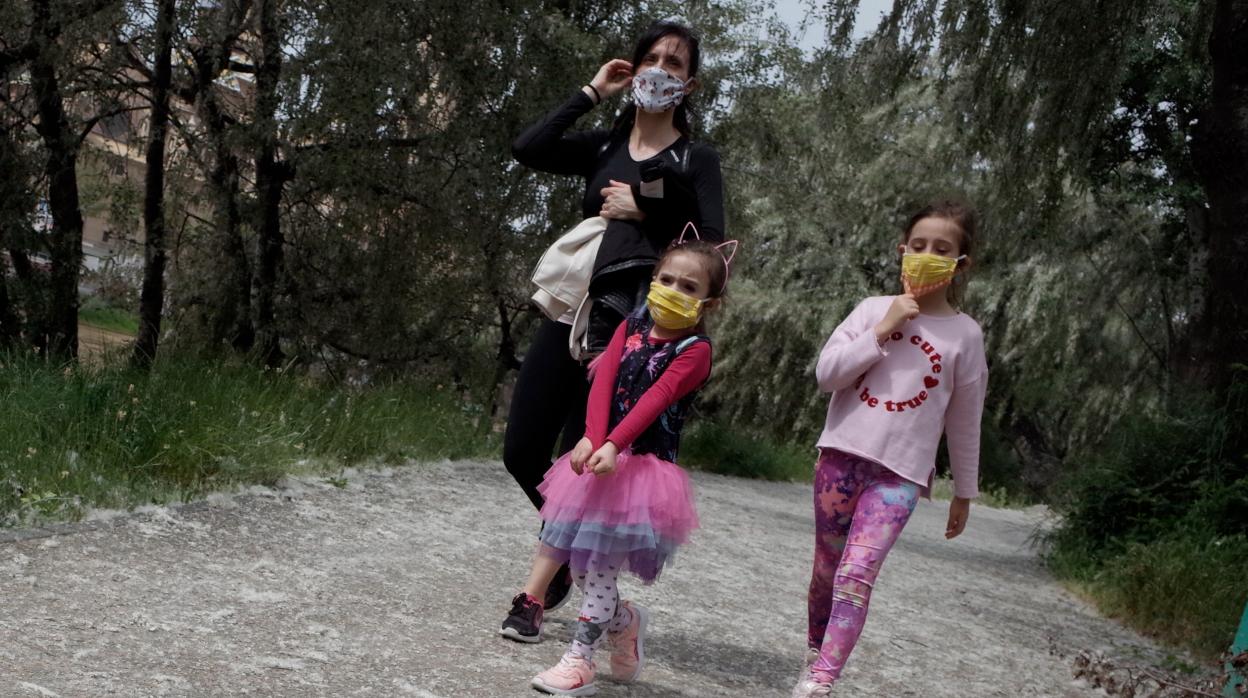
<box><xmin>706</xmin><ymin>0</ymin><xmax>1240</xmax><ymax>493</ymax></box>
<box><xmin>259</xmin><ymin>0</ymin><xmax>763</xmax><ymax>391</ymax></box>
<box><xmin>934</xmin><ymin>0</ymin><xmax>1244</xmax><ymax>392</ymax></box>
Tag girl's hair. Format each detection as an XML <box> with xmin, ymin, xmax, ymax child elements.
<box><xmin>612</xmin><ymin>20</ymin><xmax>701</xmax><ymax>138</ymax></box>
<box><xmin>903</xmin><ymin>198</ymin><xmax>978</xmax><ymax>305</ymax></box>
<box><xmin>656</xmin><ymin>240</ymin><xmax>730</xmax><ymax>298</ymax></box>
<box><xmin>654</xmin><ymin>240</ymin><xmax>730</xmax><ymax>334</ymax></box>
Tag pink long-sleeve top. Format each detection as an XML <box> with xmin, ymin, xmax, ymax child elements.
<box><xmin>816</xmin><ymin>296</ymin><xmax>988</xmax><ymax>498</ymax></box>
<box><xmin>585</xmin><ymin>320</ymin><xmax>712</xmax><ymax>451</ymax></box>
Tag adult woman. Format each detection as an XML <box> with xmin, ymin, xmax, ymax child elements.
<box><xmin>501</xmin><ymin>19</ymin><xmax>726</xmax><ymax>638</ymax></box>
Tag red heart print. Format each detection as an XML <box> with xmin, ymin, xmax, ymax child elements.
<box><xmin>924</xmin><ymin>376</ymin><xmax>939</xmax><ymax>389</ymax></box>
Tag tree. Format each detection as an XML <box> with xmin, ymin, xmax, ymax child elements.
<box><xmin>703</xmin><ymin>0</ymin><xmax>1241</xmax><ymax>494</ymax></box>
<box><xmin>0</xmin><ymin>0</ymin><xmax>127</xmax><ymax>358</ymax></box>
<box><xmin>1188</xmin><ymin>0</ymin><xmax>1248</xmax><ymax>389</ymax></box>
<box><xmin>132</xmin><ymin>0</ymin><xmax>176</xmax><ymax>366</ymax></box>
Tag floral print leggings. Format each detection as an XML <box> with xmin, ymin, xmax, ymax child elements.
<box><xmin>807</xmin><ymin>448</ymin><xmax>920</xmax><ymax>682</ymax></box>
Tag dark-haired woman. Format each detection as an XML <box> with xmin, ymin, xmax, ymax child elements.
<box><xmin>500</xmin><ymin>20</ymin><xmax>726</xmax><ymax>654</ymax></box>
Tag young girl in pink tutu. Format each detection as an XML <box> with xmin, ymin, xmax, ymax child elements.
<box><xmin>509</xmin><ymin>230</ymin><xmax>737</xmax><ymax>696</ymax></box>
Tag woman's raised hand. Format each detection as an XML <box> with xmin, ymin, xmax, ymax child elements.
<box><xmin>590</xmin><ymin>59</ymin><xmax>634</xmax><ymax>99</ymax></box>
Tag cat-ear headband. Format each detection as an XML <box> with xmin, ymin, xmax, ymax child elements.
<box><xmin>673</xmin><ymin>221</ymin><xmax>740</xmax><ymax>292</ymax></box>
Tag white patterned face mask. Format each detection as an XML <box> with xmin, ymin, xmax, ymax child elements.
<box><xmin>631</xmin><ymin>66</ymin><xmax>691</xmax><ymax>113</ymax></box>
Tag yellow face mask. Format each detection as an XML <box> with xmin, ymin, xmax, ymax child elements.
<box><xmin>901</xmin><ymin>252</ymin><xmax>965</xmax><ymax>296</ymax></box>
<box><xmin>647</xmin><ymin>281</ymin><xmax>703</xmax><ymax>330</ymax></box>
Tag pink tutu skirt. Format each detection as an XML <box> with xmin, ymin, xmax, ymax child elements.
<box><xmin>537</xmin><ymin>449</ymin><xmax>699</xmax><ymax>584</ymax></box>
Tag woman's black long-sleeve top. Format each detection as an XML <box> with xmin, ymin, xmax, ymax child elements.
<box><xmin>511</xmin><ymin>90</ymin><xmax>726</xmax><ymax>277</ymax></box>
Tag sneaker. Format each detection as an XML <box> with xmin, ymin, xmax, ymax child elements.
<box><xmin>805</xmin><ymin>647</ymin><xmax>819</xmax><ymax>666</ymax></box>
<box><xmin>531</xmin><ymin>653</ymin><xmax>598</xmax><ymax>696</ymax></box>
<box><xmin>544</xmin><ymin>564</ymin><xmax>574</xmax><ymax>612</ymax></box>
<box><xmin>607</xmin><ymin>601</ymin><xmax>648</xmax><ymax>682</ymax></box>
<box><xmin>500</xmin><ymin>592</ymin><xmax>544</xmax><ymax>643</ymax></box>
<box><xmin>790</xmin><ymin>670</ymin><xmax>834</xmax><ymax>698</ymax></box>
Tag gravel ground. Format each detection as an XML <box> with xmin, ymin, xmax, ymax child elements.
<box><xmin>0</xmin><ymin>460</ymin><xmax>1184</xmax><ymax>697</ymax></box>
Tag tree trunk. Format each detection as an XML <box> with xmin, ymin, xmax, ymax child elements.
<box><xmin>184</xmin><ymin>0</ymin><xmax>254</xmax><ymax>353</ymax></box>
<box><xmin>1191</xmin><ymin>0</ymin><xmax>1248</xmax><ymax>391</ymax></box>
<box><xmin>0</xmin><ymin>253</ymin><xmax>17</xmax><ymax>347</ymax></box>
<box><xmin>488</xmin><ymin>293</ymin><xmax>523</xmax><ymax>421</ymax></box>
<box><xmin>210</xmin><ymin>111</ymin><xmax>254</xmax><ymax>352</ymax></box>
<box><xmin>29</xmin><ymin>0</ymin><xmax>83</xmax><ymax>360</ymax></box>
<box><xmin>252</xmin><ymin>0</ymin><xmax>286</xmax><ymax>367</ymax></box>
<box><xmin>132</xmin><ymin>0</ymin><xmax>176</xmax><ymax>367</ymax></box>
<box><xmin>0</xmin><ymin>119</ymin><xmax>29</xmax><ymax>347</ymax></box>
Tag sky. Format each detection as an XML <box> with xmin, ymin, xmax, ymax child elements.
<box><xmin>772</xmin><ymin>0</ymin><xmax>896</xmax><ymax>50</ymax></box>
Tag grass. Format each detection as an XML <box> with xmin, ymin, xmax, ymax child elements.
<box><xmin>79</xmin><ymin>306</ymin><xmax>140</xmax><ymax>335</ymax></box>
<box><xmin>0</xmin><ymin>352</ymin><xmax>497</xmax><ymax>526</ymax></box>
<box><xmin>1046</xmin><ymin>529</ymin><xmax>1248</xmax><ymax>661</ymax></box>
<box><xmin>680</xmin><ymin>418</ymin><xmax>815</xmax><ymax>481</ymax></box>
<box><xmin>1039</xmin><ymin>378</ymin><xmax>1248</xmax><ymax>662</ymax></box>
<box><xmin>929</xmin><ymin>476</ymin><xmax>1030</xmax><ymax>509</ymax></box>
<box><xmin>681</xmin><ymin>418</ymin><xmax>1034</xmax><ymax>512</ymax></box>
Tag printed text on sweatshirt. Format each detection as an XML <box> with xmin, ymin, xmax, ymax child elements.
<box><xmin>815</xmin><ymin>296</ymin><xmax>988</xmax><ymax>498</ymax></box>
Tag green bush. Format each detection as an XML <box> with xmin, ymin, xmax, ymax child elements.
<box><xmin>1049</xmin><ymin>528</ymin><xmax>1248</xmax><ymax>661</ymax></box>
<box><xmin>681</xmin><ymin>418</ymin><xmax>815</xmax><ymax>481</ymax></box>
<box><xmin>1098</xmin><ymin>532</ymin><xmax>1248</xmax><ymax>659</ymax></box>
<box><xmin>1043</xmin><ymin>377</ymin><xmax>1248</xmax><ymax>659</ymax></box>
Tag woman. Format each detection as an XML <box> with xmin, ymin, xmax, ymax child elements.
<box><xmin>501</xmin><ymin>19</ymin><xmax>726</xmax><ymax>641</ymax></box>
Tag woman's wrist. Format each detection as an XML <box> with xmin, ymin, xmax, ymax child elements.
<box><xmin>583</xmin><ymin>84</ymin><xmax>601</xmax><ymax>104</ymax></box>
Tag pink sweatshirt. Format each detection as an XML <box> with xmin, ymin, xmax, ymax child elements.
<box><xmin>815</xmin><ymin>296</ymin><xmax>988</xmax><ymax>498</ymax></box>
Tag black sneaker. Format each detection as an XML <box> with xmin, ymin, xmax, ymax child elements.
<box><xmin>500</xmin><ymin>592</ymin><xmax>544</xmax><ymax>643</ymax></box>
<box><xmin>543</xmin><ymin>564</ymin><xmax>574</xmax><ymax>612</ymax></box>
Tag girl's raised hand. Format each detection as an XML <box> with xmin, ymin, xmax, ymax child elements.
<box><xmin>590</xmin><ymin>59</ymin><xmax>634</xmax><ymax>99</ymax></box>
<box><xmin>569</xmin><ymin>437</ymin><xmax>594</xmax><ymax>474</ymax></box>
<box><xmin>874</xmin><ymin>293</ymin><xmax>921</xmax><ymax>344</ymax></box>
<box><xmin>945</xmin><ymin>496</ymin><xmax>971</xmax><ymax>539</ymax></box>
<box><xmin>588</xmin><ymin>441</ymin><xmax>620</xmax><ymax>476</ymax></box>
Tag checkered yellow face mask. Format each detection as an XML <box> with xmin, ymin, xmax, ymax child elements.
<box><xmin>901</xmin><ymin>253</ymin><xmax>966</xmax><ymax>296</ymax></box>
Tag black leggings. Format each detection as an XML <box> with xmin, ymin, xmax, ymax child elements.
<box><xmin>503</xmin><ymin>319</ymin><xmax>590</xmax><ymax>511</ymax></box>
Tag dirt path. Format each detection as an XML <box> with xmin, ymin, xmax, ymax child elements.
<box><xmin>77</xmin><ymin>323</ymin><xmax>133</xmax><ymax>362</ymax></box>
<box><xmin>0</xmin><ymin>461</ymin><xmax>1182</xmax><ymax>697</ymax></box>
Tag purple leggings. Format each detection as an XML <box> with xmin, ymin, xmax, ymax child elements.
<box><xmin>807</xmin><ymin>449</ymin><xmax>919</xmax><ymax>682</ymax></box>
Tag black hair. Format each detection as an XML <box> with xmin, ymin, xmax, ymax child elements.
<box><xmin>611</xmin><ymin>20</ymin><xmax>701</xmax><ymax>138</ymax></box>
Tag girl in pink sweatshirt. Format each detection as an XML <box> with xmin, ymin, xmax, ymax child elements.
<box><xmin>792</xmin><ymin>199</ymin><xmax>988</xmax><ymax>698</ymax></box>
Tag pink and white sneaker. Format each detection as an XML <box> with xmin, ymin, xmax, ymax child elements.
<box><xmin>607</xmin><ymin>601</ymin><xmax>649</xmax><ymax>682</ymax></box>
<box><xmin>531</xmin><ymin>653</ymin><xmax>598</xmax><ymax>696</ymax></box>
<box><xmin>790</xmin><ymin>669</ymin><xmax>834</xmax><ymax>698</ymax></box>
